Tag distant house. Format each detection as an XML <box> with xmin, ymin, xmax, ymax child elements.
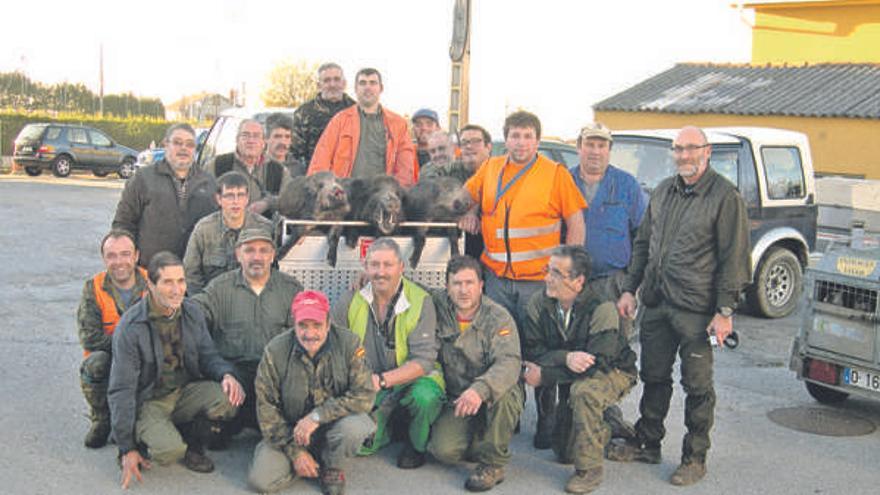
<box><xmin>166</xmin><ymin>93</ymin><xmax>232</xmax><ymax>122</ymax></box>
<box><xmin>594</xmin><ymin>0</ymin><xmax>880</xmax><ymax>179</ymax></box>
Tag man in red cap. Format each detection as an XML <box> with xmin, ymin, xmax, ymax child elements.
<box><xmin>249</xmin><ymin>290</ymin><xmax>376</xmax><ymax>495</ymax></box>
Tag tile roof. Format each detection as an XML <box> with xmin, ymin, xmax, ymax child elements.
<box><xmin>593</xmin><ymin>63</ymin><xmax>880</xmax><ymax>119</ymax></box>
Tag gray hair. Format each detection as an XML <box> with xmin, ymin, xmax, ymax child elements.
<box><xmin>551</xmin><ymin>245</ymin><xmax>592</xmax><ymax>281</ymax></box>
<box><xmin>237</xmin><ymin>118</ymin><xmax>264</xmax><ymax>139</ymax></box>
<box><xmin>365</xmin><ymin>237</ymin><xmax>403</xmax><ymax>263</ymax></box>
<box><xmin>163</xmin><ymin>123</ymin><xmax>196</xmax><ymax>142</ymax></box>
<box><xmin>318</xmin><ymin>62</ymin><xmax>343</xmax><ymax>76</ymax></box>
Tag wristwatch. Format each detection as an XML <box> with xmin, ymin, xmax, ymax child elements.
<box><xmin>379</xmin><ymin>374</ymin><xmax>388</xmax><ymax>390</ymax></box>
<box><xmin>717</xmin><ymin>306</ymin><xmax>734</xmax><ymax>318</ymax></box>
<box><xmin>309</xmin><ymin>411</ymin><xmax>321</xmax><ymax>423</ymax></box>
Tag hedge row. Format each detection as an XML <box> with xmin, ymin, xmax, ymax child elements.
<box><xmin>0</xmin><ymin>111</ymin><xmax>185</xmax><ymax>156</ymax></box>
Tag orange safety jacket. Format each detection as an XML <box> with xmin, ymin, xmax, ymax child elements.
<box><xmin>87</xmin><ymin>267</ymin><xmax>148</xmax><ymax>357</ymax></box>
<box><xmin>477</xmin><ymin>154</ymin><xmax>566</xmax><ymax>281</ymax></box>
<box><xmin>307</xmin><ymin>105</ymin><xmax>417</xmax><ymax>186</ymax></box>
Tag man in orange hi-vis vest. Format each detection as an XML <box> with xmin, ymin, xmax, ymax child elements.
<box><xmin>460</xmin><ymin>110</ymin><xmax>587</xmax><ymax>450</ymax></box>
<box><xmin>76</xmin><ymin>230</ymin><xmax>148</xmax><ymax>448</ymax></box>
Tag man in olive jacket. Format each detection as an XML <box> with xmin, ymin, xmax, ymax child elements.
<box><xmin>112</xmin><ymin>123</ymin><xmax>218</xmax><ymax>266</ymax></box>
<box><xmin>522</xmin><ymin>246</ymin><xmax>637</xmax><ymax>494</ymax></box>
<box><xmin>249</xmin><ymin>291</ymin><xmax>375</xmax><ymax>495</ymax></box>
<box><xmin>428</xmin><ymin>255</ymin><xmax>523</xmax><ymax>492</ymax></box>
<box><xmin>611</xmin><ymin>126</ymin><xmax>750</xmax><ymax>487</ymax></box>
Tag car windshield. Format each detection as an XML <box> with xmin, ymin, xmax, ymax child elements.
<box><xmin>18</xmin><ymin>124</ymin><xmax>47</xmax><ymax>141</ymax></box>
<box><xmin>610</xmin><ymin>138</ymin><xmax>676</xmax><ymax>191</ymax></box>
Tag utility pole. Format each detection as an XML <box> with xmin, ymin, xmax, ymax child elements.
<box><xmin>448</xmin><ymin>0</ymin><xmax>471</xmax><ymax>133</ymax></box>
<box><xmin>99</xmin><ymin>43</ymin><xmax>104</xmax><ymax>116</ymax></box>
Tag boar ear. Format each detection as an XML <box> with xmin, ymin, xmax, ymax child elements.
<box><xmin>278</xmin><ymin>175</ymin><xmax>309</xmax><ymax>218</ymax></box>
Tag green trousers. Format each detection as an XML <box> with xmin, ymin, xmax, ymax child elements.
<box><xmin>428</xmin><ymin>384</ymin><xmax>524</xmax><ymax>467</ymax></box>
<box><xmin>635</xmin><ymin>302</ymin><xmax>715</xmax><ymax>463</ymax></box>
<box><xmin>359</xmin><ymin>376</ymin><xmax>443</xmax><ymax>455</ymax></box>
<box><xmin>80</xmin><ymin>350</ymin><xmax>111</xmax><ymax>420</ymax></box>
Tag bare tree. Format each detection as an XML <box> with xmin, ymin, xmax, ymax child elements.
<box><xmin>261</xmin><ymin>60</ymin><xmax>319</xmax><ymax>108</ymax></box>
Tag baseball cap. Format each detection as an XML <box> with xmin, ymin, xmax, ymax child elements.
<box><xmin>412</xmin><ymin>108</ymin><xmax>439</xmax><ymax>124</ymax></box>
<box><xmin>236</xmin><ymin>228</ymin><xmax>274</xmax><ymax>247</ymax></box>
<box><xmin>291</xmin><ymin>290</ymin><xmax>331</xmax><ymax>323</ymax></box>
<box><xmin>579</xmin><ymin>122</ymin><xmax>613</xmax><ymax>142</ymax></box>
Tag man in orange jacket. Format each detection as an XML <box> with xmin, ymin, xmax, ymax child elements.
<box><xmin>459</xmin><ymin>110</ymin><xmax>586</xmax><ymax>449</ymax></box>
<box><xmin>308</xmin><ymin>68</ymin><xmax>416</xmax><ymax>187</ymax></box>
<box><xmin>76</xmin><ymin>229</ymin><xmax>149</xmax><ymax>448</ymax></box>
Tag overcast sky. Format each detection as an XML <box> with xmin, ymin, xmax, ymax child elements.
<box><xmin>0</xmin><ymin>0</ymin><xmax>753</xmax><ymax>138</ymax></box>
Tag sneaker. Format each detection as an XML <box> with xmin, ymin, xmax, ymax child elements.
<box><xmin>670</xmin><ymin>461</ymin><xmax>706</xmax><ymax>486</ymax></box>
<box><xmin>183</xmin><ymin>445</ymin><xmax>215</xmax><ymax>473</ymax></box>
<box><xmin>465</xmin><ymin>464</ymin><xmax>505</xmax><ymax>492</ymax></box>
<box><xmin>84</xmin><ymin>417</ymin><xmax>111</xmax><ymax>449</ymax></box>
<box><xmin>605</xmin><ymin>438</ymin><xmax>661</xmax><ymax>464</ymax></box>
<box><xmin>320</xmin><ymin>467</ymin><xmax>346</xmax><ymax>495</ymax></box>
<box><xmin>565</xmin><ymin>466</ymin><xmax>603</xmax><ymax>494</ymax></box>
<box><xmin>396</xmin><ymin>443</ymin><xmax>426</xmax><ymax>469</ymax></box>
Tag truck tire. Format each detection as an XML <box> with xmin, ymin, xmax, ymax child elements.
<box><xmin>747</xmin><ymin>247</ymin><xmax>802</xmax><ymax>318</ymax></box>
<box><xmin>805</xmin><ymin>381</ymin><xmax>848</xmax><ymax>404</ymax></box>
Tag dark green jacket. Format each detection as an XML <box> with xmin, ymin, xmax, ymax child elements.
<box><xmin>622</xmin><ymin>167</ymin><xmax>750</xmax><ymax>313</ymax></box>
<box><xmin>433</xmin><ymin>292</ymin><xmax>521</xmax><ymax>402</ymax></box>
<box><xmin>523</xmin><ymin>291</ymin><xmax>636</xmax><ymax>386</ymax></box>
<box><xmin>255</xmin><ymin>325</ymin><xmax>375</xmax><ymax>461</ymax></box>
<box><xmin>291</xmin><ymin>93</ymin><xmax>356</xmax><ymax>165</ymax></box>
<box><xmin>193</xmin><ymin>269</ymin><xmax>302</xmax><ymax>365</ymax></box>
<box><xmin>112</xmin><ymin>160</ymin><xmax>218</xmax><ymax>266</ymax></box>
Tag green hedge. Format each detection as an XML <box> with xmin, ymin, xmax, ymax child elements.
<box><xmin>0</xmin><ymin>111</ymin><xmax>185</xmax><ymax>156</ymax></box>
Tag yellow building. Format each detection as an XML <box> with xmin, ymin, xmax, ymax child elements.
<box><xmin>594</xmin><ymin>1</ymin><xmax>880</xmax><ymax>179</ymax></box>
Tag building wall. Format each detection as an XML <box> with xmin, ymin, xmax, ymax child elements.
<box><xmin>594</xmin><ymin>110</ymin><xmax>880</xmax><ymax>179</ymax></box>
<box><xmin>750</xmin><ymin>1</ymin><xmax>880</xmax><ymax>64</ymax></box>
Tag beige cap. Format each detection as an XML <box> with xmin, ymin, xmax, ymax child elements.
<box><xmin>579</xmin><ymin>122</ymin><xmax>613</xmax><ymax>142</ymax></box>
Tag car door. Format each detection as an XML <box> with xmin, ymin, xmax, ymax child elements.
<box><xmin>67</xmin><ymin>127</ymin><xmax>98</xmax><ymax>167</ymax></box>
<box><xmin>88</xmin><ymin>129</ymin><xmax>120</xmax><ymax>168</ymax></box>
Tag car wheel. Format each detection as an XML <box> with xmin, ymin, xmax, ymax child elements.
<box><xmin>24</xmin><ymin>166</ymin><xmax>42</xmax><ymax>176</ymax></box>
<box><xmin>118</xmin><ymin>158</ymin><xmax>136</xmax><ymax>179</ymax></box>
<box><xmin>747</xmin><ymin>247</ymin><xmax>802</xmax><ymax>318</ymax></box>
<box><xmin>93</xmin><ymin>170</ymin><xmax>110</xmax><ymax>177</ymax></box>
<box><xmin>52</xmin><ymin>155</ymin><xmax>73</xmax><ymax>177</ymax></box>
<box><xmin>805</xmin><ymin>381</ymin><xmax>848</xmax><ymax>404</ymax></box>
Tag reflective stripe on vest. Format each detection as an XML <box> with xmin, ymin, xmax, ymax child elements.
<box><xmin>347</xmin><ymin>279</ymin><xmax>445</xmax><ymax>390</ymax></box>
<box><xmin>479</xmin><ymin>154</ymin><xmax>564</xmax><ymax>280</ymax></box>
<box><xmin>88</xmin><ymin>268</ymin><xmax>148</xmax><ymax>357</ymax></box>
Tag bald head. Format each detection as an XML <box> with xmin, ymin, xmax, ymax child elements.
<box><xmin>672</xmin><ymin>126</ymin><xmax>712</xmax><ymax>185</ymax></box>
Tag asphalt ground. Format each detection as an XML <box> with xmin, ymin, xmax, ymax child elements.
<box><xmin>1</xmin><ymin>175</ymin><xmax>878</xmax><ymax>494</ymax></box>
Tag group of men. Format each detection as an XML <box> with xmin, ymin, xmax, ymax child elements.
<box><xmin>75</xmin><ymin>60</ymin><xmax>750</xmax><ymax>494</ymax></box>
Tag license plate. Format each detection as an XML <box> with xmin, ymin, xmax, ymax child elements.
<box><xmin>843</xmin><ymin>367</ymin><xmax>880</xmax><ymax>393</ymax></box>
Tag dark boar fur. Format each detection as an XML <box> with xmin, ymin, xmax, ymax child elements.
<box><xmin>277</xmin><ymin>171</ymin><xmax>350</xmax><ymax>265</ymax></box>
<box><xmin>403</xmin><ymin>176</ymin><xmax>473</xmax><ymax>268</ymax></box>
<box><xmin>343</xmin><ymin>175</ymin><xmax>406</xmax><ymax>250</ymax></box>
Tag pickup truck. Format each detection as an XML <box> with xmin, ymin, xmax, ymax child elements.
<box><xmin>609</xmin><ymin>127</ymin><xmax>817</xmax><ymax>318</ymax></box>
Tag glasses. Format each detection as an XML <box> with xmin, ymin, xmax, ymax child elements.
<box><xmin>542</xmin><ymin>265</ymin><xmax>571</xmax><ymax>279</ymax></box>
<box><xmin>671</xmin><ymin>144</ymin><xmax>709</xmax><ymax>154</ymax></box>
<box><xmin>460</xmin><ymin>138</ymin><xmax>484</xmax><ymax>147</ymax></box>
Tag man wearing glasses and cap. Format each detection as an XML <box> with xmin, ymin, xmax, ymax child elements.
<box><xmin>249</xmin><ymin>290</ymin><xmax>376</xmax><ymax>495</ymax></box>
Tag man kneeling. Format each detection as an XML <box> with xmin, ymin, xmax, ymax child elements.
<box><xmin>428</xmin><ymin>255</ymin><xmax>523</xmax><ymax>492</ymax></box>
<box><xmin>108</xmin><ymin>252</ymin><xmax>245</xmax><ymax>489</ymax></box>
<box><xmin>522</xmin><ymin>246</ymin><xmax>637</xmax><ymax>494</ymax></box>
<box><xmin>249</xmin><ymin>291</ymin><xmax>376</xmax><ymax>495</ymax></box>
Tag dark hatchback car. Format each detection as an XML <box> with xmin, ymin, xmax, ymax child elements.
<box><xmin>13</xmin><ymin>123</ymin><xmax>138</xmax><ymax>179</ymax></box>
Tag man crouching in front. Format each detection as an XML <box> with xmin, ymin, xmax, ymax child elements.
<box><xmin>521</xmin><ymin>246</ymin><xmax>637</xmax><ymax>494</ymax></box>
<box><xmin>248</xmin><ymin>290</ymin><xmax>376</xmax><ymax>495</ymax></box>
<box><xmin>108</xmin><ymin>251</ymin><xmax>245</xmax><ymax>489</ymax></box>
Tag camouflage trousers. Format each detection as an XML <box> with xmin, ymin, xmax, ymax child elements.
<box><xmin>553</xmin><ymin>369</ymin><xmax>637</xmax><ymax>470</ymax></box>
<box><xmin>586</xmin><ymin>271</ymin><xmax>634</xmax><ymax>340</ymax></box>
<box><xmin>136</xmin><ymin>381</ymin><xmax>238</xmax><ymax>464</ymax></box>
<box><xmin>80</xmin><ymin>350</ymin><xmax>111</xmax><ymax>419</ymax></box>
<box><xmin>635</xmin><ymin>302</ymin><xmax>715</xmax><ymax>464</ymax></box>
<box><xmin>248</xmin><ymin>414</ymin><xmax>375</xmax><ymax>493</ymax></box>
<box><xmin>428</xmin><ymin>384</ymin><xmax>524</xmax><ymax>467</ymax></box>
<box><xmin>359</xmin><ymin>376</ymin><xmax>444</xmax><ymax>455</ymax></box>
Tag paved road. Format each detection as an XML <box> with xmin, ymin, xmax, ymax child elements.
<box><xmin>1</xmin><ymin>177</ymin><xmax>878</xmax><ymax>494</ymax></box>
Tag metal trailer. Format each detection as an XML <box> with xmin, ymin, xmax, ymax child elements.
<box><xmin>789</xmin><ymin>229</ymin><xmax>880</xmax><ymax>404</ymax></box>
<box><xmin>277</xmin><ymin>219</ymin><xmax>463</xmax><ymax>304</ymax></box>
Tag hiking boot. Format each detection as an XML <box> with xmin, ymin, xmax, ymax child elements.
<box><xmin>670</xmin><ymin>461</ymin><xmax>706</xmax><ymax>486</ymax></box>
<box><xmin>465</xmin><ymin>464</ymin><xmax>505</xmax><ymax>492</ymax></box>
<box><xmin>603</xmin><ymin>405</ymin><xmax>636</xmax><ymax>441</ymax></box>
<box><xmin>396</xmin><ymin>443</ymin><xmax>426</xmax><ymax>469</ymax></box>
<box><xmin>565</xmin><ymin>466</ymin><xmax>603</xmax><ymax>494</ymax></box>
<box><xmin>605</xmin><ymin>438</ymin><xmax>661</xmax><ymax>464</ymax></box>
<box><xmin>320</xmin><ymin>467</ymin><xmax>346</xmax><ymax>495</ymax></box>
<box><xmin>84</xmin><ymin>416</ymin><xmax>111</xmax><ymax>449</ymax></box>
<box><xmin>183</xmin><ymin>445</ymin><xmax>215</xmax><ymax>473</ymax></box>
